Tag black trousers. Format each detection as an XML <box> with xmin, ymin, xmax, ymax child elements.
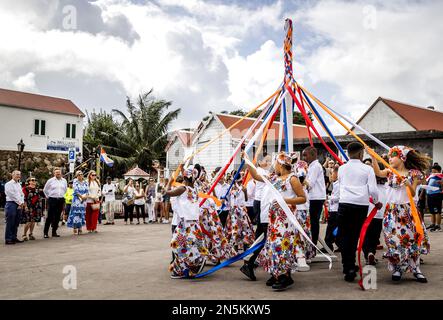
<box><xmin>219</xmin><ymin>210</ymin><xmax>229</xmax><ymax>228</ymax></box>
<box><xmin>309</xmin><ymin>200</ymin><xmax>325</xmax><ymax>245</ymax></box>
<box><xmin>246</xmin><ymin>206</ymin><xmax>255</xmax><ymax>224</ymax></box>
<box><xmin>124</xmin><ymin>204</ymin><xmax>134</xmax><ymax>222</ymax></box>
<box><xmin>324</xmin><ymin>211</ymin><xmax>341</xmax><ymax>251</ymax></box>
<box><xmin>363</xmin><ymin>218</ymin><xmax>383</xmax><ymax>259</ymax></box>
<box><xmin>248</xmin><ymin>222</ymin><xmax>268</xmax><ymax>265</ymax></box>
<box><xmin>135</xmin><ymin>204</ymin><xmax>146</xmax><ymax>221</ymax></box>
<box><xmin>252</xmin><ymin>200</ymin><xmax>261</xmax><ymax>225</ymax></box>
<box><xmin>337</xmin><ymin>203</ymin><xmax>368</xmax><ymax>273</ymax></box>
<box><xmin>44</xmin><ymin>197</ymin><xmax>65</xmax><ymax>235</ymax></box>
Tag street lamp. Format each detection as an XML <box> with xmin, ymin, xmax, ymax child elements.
<box><xmin>17</xmin><ymin>139</ymin><xmax>25</xmax><ymax>171</ymax></box>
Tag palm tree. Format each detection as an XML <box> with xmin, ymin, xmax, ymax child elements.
<box><xmin>110</xmin><ymin>89</ymin><xmax>181</xmax><ymax>172</ymax></box>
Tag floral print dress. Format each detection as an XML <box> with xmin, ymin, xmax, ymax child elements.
<box><xmin>383</xmin><ymin>169</ymin><xmax>430</xmax><ymax>273</ymax></box>
<box><xmin>67</xmin><ymin>179</ymin><xmax>88</xmax><ymax>229</ymax></box>
<box><xmin>170</xmin><ymin>186</ymin><xmax>208</xmax><ymax>277</ymax></box>
<box><xmin>258</xmin><ymin>173</ymin><xmax>301</xmax><ymax>277</ymax></box>
<box><xmin>20</xmin><ymin>187</ymin><xmax>42</xmax><ymax>223</ymax></box>
<box><xmin>295</xmin><ymin>206</ymin><xmax>316</xmax><ymax>260</ymax></box>
<box><xmin>225</xmin><ymin>184</ymin><xmax>255</xmax><ymax>253</ymax></box>
<box><xmin>196</xmin><ymin>180</ymin><xmax>236</xmax><ymax>263</ymax></box>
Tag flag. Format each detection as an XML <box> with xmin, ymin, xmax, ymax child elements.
<box><xmin>100</xmin><ymin>147</ymin><xmax>114</xmax><ymax>167</ymax></box>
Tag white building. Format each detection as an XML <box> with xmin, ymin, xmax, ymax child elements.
<box><xmin>165</xmin><ymin>130</ymin><xmax>193</xmax><ymax>172</ymax></box>
<box><xmin>0</xmin><ymin>88</ymin><xmax>85</xmax><ymax>154</ymax></box>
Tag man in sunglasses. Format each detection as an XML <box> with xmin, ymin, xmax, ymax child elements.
<box><xmin>43</xmin><ymin>167</ymin><xmax>67</xmax><ymax>238</ymax></box>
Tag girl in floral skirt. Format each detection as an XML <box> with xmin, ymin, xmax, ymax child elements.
<box><xmin>225</xmin><ymin>175</ymin><xmax>255</xmax><ymax>254</ymax></box>
<box><xmin>369</xmin><ymin>145</ymin><xmax>431</xmax><ymax>283</ymax></box>
<box><xmin>194</xmin><ymin>165</ymin><xmax>235</xmax><ymax>265</ymax></box>
<box><xmin>166</xmin><ymin>165</ymin><xmax>208</xmax><ymax>279</ymax></box>
<box><xmin>294</xmin><ymin>160</ymin><xmax>315</xmax><ymax>271</ymax></box>
<box><xmin>243</xmin><ymin>151</ymin><xmax>307</xmax><ymax>291</ymax></box>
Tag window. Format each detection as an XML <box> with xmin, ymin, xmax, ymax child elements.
<box><xmin>34</xmin><ymin>119</ymin><xmax>46</xmax><ymax>136</ymax></box>
<box><xmin>66</xmin><ymin>123</ymin><xmax>76</xmax><ymax>138</ymax></box>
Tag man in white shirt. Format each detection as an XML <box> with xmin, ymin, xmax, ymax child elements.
<box><xmin>302</xmin><ymin>146</ymin><xmax>326</xmax><ymax>245</ymax></box>
<box><xmin>337</xmin><ymin>142</ymin><xmax>381</xmax><ymax>282</ymax></box>
<box><xmin>43</xmin><ymin>168</ymin><xmax>67</xmax><ymax>238</ymax></box>
<box><xmin>102</xmin><ymin>176</ymin><xmax>116</xmax><ymax>225</ymax></box>
<box><xmin>4</xmin><ymin>170</ymin><xmax>25</xmax><ymax>244</ymax></box>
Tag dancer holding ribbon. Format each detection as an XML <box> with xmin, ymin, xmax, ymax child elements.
<box><xmin>368</xmin><ymin>145</ymin><xmax>431</xmax><ymax>283</ymax></box>
<box><xmin>166</xmin><ymin>165</ymin><xmax>208</xmax><ymax>279</ymax></box>
<box><xmin>240</xmin><ymin>151</ymin><xmax>307</xmax><ymax>291</ymax></box>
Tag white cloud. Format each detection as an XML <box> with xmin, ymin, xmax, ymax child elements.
<box><xmin>12</xmin><ymin>72</ymin><xmax>37</xmax><ymax>92</ymax></box>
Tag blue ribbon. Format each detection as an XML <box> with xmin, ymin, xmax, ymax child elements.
<box><xmin>333</xmin><ymin>227</ymin><xmax>338</xmax><ymax>237</ymax></box>
<box><xmin>282</xmin><ymin>97</ymin><xmax>289</xmax><ymax>153</ymax></box>
<box><xmin>300</xmin><ymin>87</ymin><xmax>349</xmax><ymax>161</ymax></box>
<box><xmin>190</xmin><ymin>239</ymin><xmax>266</xmax><ymax>279</ymax></box>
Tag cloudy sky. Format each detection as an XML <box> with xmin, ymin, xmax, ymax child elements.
<box><xmin>1</xmin><ymin>0</ymin><xmax>442</xmax><ymax>134</ymax></box>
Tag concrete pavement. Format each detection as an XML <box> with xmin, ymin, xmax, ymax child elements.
<box><xmin>0</xmin><ymin>212</ymin><xmax>442</xmax><ymax>300</ymax></box>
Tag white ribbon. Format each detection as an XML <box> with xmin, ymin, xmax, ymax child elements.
<box><xmin>243</xmin><ymin>157</ymin><xmax>332</xmax><ymax>269</ymax></box>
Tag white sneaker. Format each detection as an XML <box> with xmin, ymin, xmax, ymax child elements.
<box><xmin>296</xmin><ymin>257</ymin><xmax>310</xmax><ymax>272</ymax></box>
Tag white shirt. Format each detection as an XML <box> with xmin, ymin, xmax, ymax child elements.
<box><xmin>86</xmin><ymin>181</ymin><xmax>101</xmax><ymax>203</ymax></box>
<box><xmin>306</xmin><ymin>160</ymin><xmax>326</xmax><ymax>200</ymax></box>
<box><xmin>5</xmin><ymin>179</ymin><xmax>24</xmax><ymax>205</ymax></box>
<box><xmin>338</xmin><ymin>159</ymin><xmax>379</xmax><ymax>206</ymax></box>
<box><xmin>368</xmin><ymin>183</ymin><xmax>388</xmax><ymax>219</ymax></box>
<box><xmin>254</xmin><ymin>167</ymin><xmax>268</xmax><ymax>201</ymax></box>
<box><xmin>134</xmin><ymin>189</ymin><xmax>146</xmax><ymax>205</ymax></box>
<box><xmin>43</xmin><ymin>177</ymin><xmax>67</xmax><ymax>198</ymax></box>
<box><xmin>102</xmin><ymin>183</ymin><xmax>116</xmax><ymax>202</ymax></box>
<box><xmin>328</xmin><ymin>180</ymin><xmax>340</xmax><ymax>212</ymax></box>
<box><xmin>214</xmin><ymin>183</ymin><xmax>230</xmax><ymax>210</ymax></box>
<box><xmin>245</xmin><ymin>180</ymin><xmax>255</xmax><ymax>207</ymax></box>
<box><xmin>171</xmin><ymin>197</ymin><xmax>180</xmax><ymax>226</ymax></box>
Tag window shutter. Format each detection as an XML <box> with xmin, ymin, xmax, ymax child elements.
<box><xmin>41</xmin><ymin>120</ymin><xmax>46</xmax><ymax>135</ymax></box>
<box><xmin>72</xmin><ymin>124</ymin><xmax>76</xmax><ymax>139</ymax></box>
<box><xmin>66</xmin><ymin>123</ymin><xmax>71</xmax><ymax>138</ymax></box>
<box><xmin>34</xmin><ymin>119</ymin><xmax>40</xmax><ymax>135</ymax></box>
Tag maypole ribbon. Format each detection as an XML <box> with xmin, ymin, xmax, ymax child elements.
<box><xmin>299</xmin><ymin>85</ymin><xmax>424</xmax><ymax>245</ymax></box>
<box><xmin>284</xmin><ymin>84</ymin><xmax>343</xmax><ymax>165</ymax></box>
<box><xmin>243</xmin><ymin>157</ymin><xmax>333</xmax><ymax>269</ymax></box>
<box><xmin>357</xmin><ymin>205</ymin><xmax>379</xmax><ymax>290</ymax></box>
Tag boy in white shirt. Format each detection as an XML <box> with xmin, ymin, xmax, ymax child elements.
<box><xmin>337</xmin><ymin>142</ymin><xmax>382</xmax><ymax>282</ymax></box>
<box><xmin>324</xmin><ymin>165</ymin><xmax>341</xmax><ymax>253</ymax></box>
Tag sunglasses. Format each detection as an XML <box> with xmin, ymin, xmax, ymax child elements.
<box><xmin>30</xmin><ymin>179</ymin><xmax>36</xmax><ymax>182</ymax></box>
<box><xmin>91</xmin><ymin>174</ymin><xmax>97</xmax><ymax>177</ymax></box>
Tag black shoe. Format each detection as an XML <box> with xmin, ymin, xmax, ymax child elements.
<box><xmin>344</xmin><ymin>270</ymin><xmax>356</xmax><ymax>282</ymax></box>
<box><xmin>426</xmin><ymin>224</ymin><xmax>435</xmax><ymax>230</ymax></box>
<box><xmin>392</xmin><ymin>270</ymin><xmax>402</xmax><ymax>281</ymax></box>
<box><xmin>367</xmin><ymin>253</ymin><xmax>377</xmax><ymax>266</ymax></box>
<box><xmin>266</xmin><ymin>276</ymin><xmax>277</xmax><ymax>287</ymax></box>
<box><xmin>413</xmin><ymin>272</ymin><xmax>427</xmax><ymax>283</ymax></box>
<box><xmin>52</xmin><ymin>234</ymin><xmax>60</xmax><ymax>238</ymax></box>
<box><xmin>272</xmin><ymin>275</ymin><xmax>294</xmax><ymax>291</ymax></box>
<box><xmin>5</xmin><ymin>241</ymin><xmax>15</xmax><ymax>245</ymax></box>
<box><xmin>13</xmin><ymin>239</ymin><xmax>24</xmax><ymax>243</ymax></box>
<box><xmin>240</xmin><ymin>262</ymin><xmax>256</xmax><ymax>281</ymax></box>
<box><xmin>44</xmin><ymin>234</ymin><xmax>49</xmax><ymax>239</ymax></box>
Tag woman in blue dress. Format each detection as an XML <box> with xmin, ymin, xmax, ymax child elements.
<box><xmin>67</xmin><ymin>171</ymin><xmax>89</xmax><ymax>235</ymax></box>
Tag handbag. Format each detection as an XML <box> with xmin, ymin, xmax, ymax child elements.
<box><xmin>91</xmin><ymin>202</ymin><xmax>101</xmax><ymax>210</ymax></box>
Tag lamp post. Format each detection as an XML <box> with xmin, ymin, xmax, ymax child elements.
<box><xmin>17</xmin><ymin>139</ymin><xmax>25</xmax><ymax>171</ymax></box>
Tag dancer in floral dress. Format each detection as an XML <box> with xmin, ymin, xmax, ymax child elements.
<box><xmin>225</xmin><ymin>177</ymin><xmax>255</xmax><ymax>254</ymax></box>
<box><xmin>369</xmin><ymin>145</ymin><xmax>431</xmax><ymax>283</ymax></box>
<box><xmin>166</xmin><ymin>165</ymin><xmax>208</xmax><ymax>279</ymax></box>
<box><xmin>67</xmin><ymin>171</ymin><xmax>89</xmax><ymax>235</ymax></box>
<box><xmin>294</xmin><ymin>160</ymin><xmax>315</xmax><ymax>271</ymax></box>
<box><xmin>195</xmin><ymin>165</ymin><xmax>235</xmax><ymax>264</ymax></box>
<box><xmin>241</xmin><ymin>151</ymin><xmax>307</xmax><ymax>291</ymax></box>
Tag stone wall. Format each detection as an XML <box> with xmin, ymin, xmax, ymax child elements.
<box><xmin>0</xmin><ymin>150</ymin><xmax>68</xmax><ymax>183</ymax></box>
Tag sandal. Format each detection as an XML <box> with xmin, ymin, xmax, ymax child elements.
<box><xmin>28</xmin><ymin>234</ymin><xmax>35</xmax><ymax>240</ymax></box>
<box><xmin>22</xmin><ymin>235</ymin><xmax>28</xmax><ymax>241</ymax></box>
<box><xmin>413</xmin><ymin>272</ymin><xmax>428</xmax><ymax>283</ymax></box>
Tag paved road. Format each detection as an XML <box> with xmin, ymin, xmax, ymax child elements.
<box><xmin>0</xmin><ymin>212</ymin><xmax>442</xmax><ymax>300</ymax></box>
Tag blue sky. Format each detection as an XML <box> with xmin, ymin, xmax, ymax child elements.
<box><xmin>0</xmin><ymin>0</ymin><xmax>442</xmax><ymax>135</ymax></box>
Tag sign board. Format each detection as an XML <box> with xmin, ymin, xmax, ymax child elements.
<box><xmin>69</xmin><ymin>163</ymin><xmax>75</xmax><ymax>173</ymax></box>
<box><xmin>47</xmin><ymin>140</ymin><xmax>79</xmax><ymax>152</ymax></box>
<box><xmin>68</xmin><ymin>148</ymin><xmax>76</xmax><ymax>163</ymax></box>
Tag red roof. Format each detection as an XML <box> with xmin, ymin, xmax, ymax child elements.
<box><xmin>355</xmin><ymin>97</ymin><xmax>443</xmax><ymax>131</ymax></box>
<box><xmin>381</xmin><ymin>98</ymin><xmax>443</xmax><ymax>131</ymax></box>
<box><xmin>215</xmin><ymin>113</ymin><xmax>310</xmax><ymax>141</ymax></box>
<box><xmin>0</xmin><ymin>87</ymin><xmax>84</xmax><ymax>117</ymax></box>
<box><xmin>123</xmin><ymin>166</ymin><xmax>150</xmax><ymax>177</ymax></box>
<box><xmin>165</xmin><ymin>130</ymin><xmax>193</xmax><ymax>151</ymax></box>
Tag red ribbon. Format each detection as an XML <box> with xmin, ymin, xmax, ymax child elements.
<box><xmin>357</xmin><ymin>206</ymin><xmax>379</xmax><ymax>290</ymax></box>
<box><xmin>285</xmin><ymin>84</ymin><xmax>343</xmax><ymax>165</ymax></box>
